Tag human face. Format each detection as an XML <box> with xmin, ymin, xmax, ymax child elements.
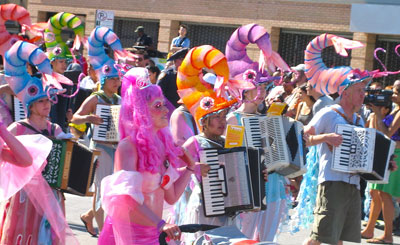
<box><xmin>51</xmin><ymin>59</ymin><xmax>67</xmax><ymax>74</ymax></box>
<box><xmin>306</xmin><ymin>82</ymin><xmax>315</xmax><ymax>97</ymax></box>
<box><xmin>299</xmin><ymin>88</ymin><xmax>307</xmax><ymax>100</ymax></box>
<box><xmin>103</xmin><ymin>77</ymin><xmax>121</xmax><ymax>94</ymax></box>
<box><xmin>392</xmin><ymin>86</ymin><xmax>400</xmax><ymax>105</ymax></box>
<box><xmin>149</xmin><ymin>97</ymin><xmax>169</xmax><ymax>130</ymax></box>
<box><xmin>29</xmin><ymin>98</ymin><xmax>51</xmax><ymax>117</ymax></box>
<box><xmin>202</xmin><ymin>109</ymin><xmax>228</xmax><ymax>137</ymax></box>
<box><xmin>133</xmin><ymin>54</ymin><xmax>145</xmax><ymax>67</ymax></box>
<box><xmin>343</xmin><ymin>82</ymin><xmax>366</xmax><ymax>111</ymax></box>
<box><xmin>178</xmin><ymin>26</ymin><xmax>187</xmax><ymax>37</ymax></box>
<box><xmin>148</xmin><ymin>71</ymin><xmax>157</xmax><ymax>84</ymax></box>
<box><xmin>244</xmin><ymin>84</ymin><xmax>267</xmax><ymax>105</ymax></box>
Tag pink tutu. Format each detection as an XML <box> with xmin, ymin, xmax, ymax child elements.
<box><xmin>99</xmin><ymin>216</ymin><xmax>160</xmax><ymax>245</ymax></box>
<box><xmin>0</xmin><ymin>134</ymin><xmax>79</xmax><ymax>244</ymax></box>
<box><xmin>0</xmin><ymin>134</ymin><xmax>51</xmax><ymax>201</ymax></box>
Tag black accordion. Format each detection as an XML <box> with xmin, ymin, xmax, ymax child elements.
<box><xmin>242</xmin><ymin>115</ymin><xmax>307</xmax><ymax>178</ymax></box>
<box><xmin>43</xmin><ymin>139</ymin><xmax>100</xmax><ymax>196</ymax></box>
<box><xmin>332</xmin><ymin>124</ymin><xmax>395</xmax><ymax>184</ymax></box>
<box><xmin>199</xmin><ymin>147</ymin><xmax>266</xmax><ymax>217</ymax></box>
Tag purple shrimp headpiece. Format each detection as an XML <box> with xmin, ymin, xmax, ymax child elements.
<box><xmin>225</xmin><ymin>24</ymin><xmax>289</xmax><ymax>100</ymax></box>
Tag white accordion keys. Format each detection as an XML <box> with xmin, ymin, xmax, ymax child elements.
<box><xmin>93</xmin><ymin>104</ymin><xmax>120</xmax><ymax>142</ymax></box>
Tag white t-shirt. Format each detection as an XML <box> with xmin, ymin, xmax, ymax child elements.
<box><xmin>80</xmin><ymin>76</ymin><xmax>97</xmax><ymax>90</ymax></box>
<box><xmin>308</xmin><ymin>104</ymin><xmax>364</xmax><ymax>189</ymax></box>
<box><xmin>312</xmin><ymin>95</ymin><xmax>335</xmax><ymax>115</ymax></box>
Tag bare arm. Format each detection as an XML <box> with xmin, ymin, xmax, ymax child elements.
<box><xmin>70</xmin><ymin>95</ymin><xmax>103</xmax><ymax>125</ymax></box>
<box><xmin>164</xmin><ymin>138</ymin><xmax>201</xmax><ymax>204</ymax></box>
<box><xmin>1</xmin><ymin>123</ymin><xmax>32</xmax><ymax>166</ymax></box>
<box><xmin>372</xmin><ymin>106</ymin><xmax>400</xmax><ymax>138</ymax></box>
<box><xmin>295</xmin><ymin>102</ymin><xmax>303</xmax><ymax>121</ymax></box>
<box><xmin>170</xmin><ymin>110</ymin><xmax>194</xmax><ymax>146</ymax></box>
<box><xmin>304</xmin><ymin>125</ymin><xmax>343</xmax><ymax>148</ymax></box>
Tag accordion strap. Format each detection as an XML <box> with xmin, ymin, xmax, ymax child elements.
<box><xmin>18</xmin><ymin>121</ymin><xmax>55</xmax><ymax>137</ymax></box>
<box><xmin>92</xmin><ymin>91</ymin><xmax>119</xmax><ymax>105</ymax></box>
<box><xmin>331</xmin><ymin>108</ymin><xmax>360</xmax><ymax>126</ymax></box>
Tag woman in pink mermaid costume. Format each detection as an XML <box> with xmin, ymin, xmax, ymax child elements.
<box><xmin>0</xmin><ymin>40</ymin><xmax>77</xmax><ymax>244</ymax></box>
<box><xmin>98</xmin><ymin>67</ymin><xmax>205</xmax><ymax>244</ymax></box>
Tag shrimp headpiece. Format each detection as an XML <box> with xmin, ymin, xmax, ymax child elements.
<box><xmin>225</xmin><ymin>23</ymin><xmax>289</xmax><ymax>100</ymax></box>
<box><xmin>0</xmin><ymin>4</ymin><xmax>31</xmax><ymax>56</ymax></box>
<box><xmin>4</xmin><ymin>41</ymin><xmax>70</xmax><ymax>117</ymax></box>
<box><xmin>88</xmin><ymin>27</ymin><xmax>123</xmax><ymax>88</ymax></box>
<box><xmin>304</xmin><ymin>33</ymin><xmax>400</xmax><ymax>95</ymax></box>
<box><xmin>177</xmin><ymin>45</ymin><xmax>237</xmax><ymax>129</ymax></box>
<box><xmin>44</xmin><ymin>12</ymin><xmax>84</xmax><ymax>61</ymax></box>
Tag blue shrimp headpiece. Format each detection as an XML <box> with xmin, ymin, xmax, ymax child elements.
<box><xmin>87</xmin><ymin>27</ymin><xmax>123</xmax><ymax>88</ymax></box>
<box><xmin>4</xmin><ymin>41</ymin><xmax>66</xmax><ymax>117</ymax></box>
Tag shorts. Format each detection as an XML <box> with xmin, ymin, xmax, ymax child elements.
<box><xmin>310</xmin><ymin>181</ymin><xmax>361</xmax><ymax>244</ymax></box>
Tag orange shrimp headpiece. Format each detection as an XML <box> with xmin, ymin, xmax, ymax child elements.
<box><xmin>177</xmin><ymin>45</ymin><xmax>236</xmax><ymax>129</ymax></box>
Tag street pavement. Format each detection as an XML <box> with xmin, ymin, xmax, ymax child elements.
<box><xmin>66</xmin><ymin>193</ymin><xmax>400</xmax><ymax>244</ymax></box>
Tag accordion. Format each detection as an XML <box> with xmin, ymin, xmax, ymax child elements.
<box><xmin>43</xmin><ymin>139</ymin><xmax>100</xmax><ymax>196</ymax></box>
<box><xmin>332</xmin><ymin>124</ymin><xmax>395</xmax><ymax>184</ymax></box>
<box><xmin>242</xmin><ymin>116</ymin><xmax>306</xmax><ymax>178</ymax></box>
<box><xmin>93</xmin><ymin>104</ymin><xmax>120</xmax><ymax>142</ymax></box>
<box><xmin>12</xmin><ymin>96</ymin><xmax>25</xmax><ymax>122</ymax></box>
<box><xmin>199</xmin><ymin>147</ymin><xmax>266</xmax><ymax>217</ymax></box>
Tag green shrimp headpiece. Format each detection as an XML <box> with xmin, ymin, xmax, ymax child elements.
<box><xmin>44</xmin><ymin>12</ymin><xmax>85</xmax><ymax>61</ymax></box>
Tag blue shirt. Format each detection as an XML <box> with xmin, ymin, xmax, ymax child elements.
<box><xmin>308</xmin><ymin>104</ymin><xmax>364</xmax><ymax>189</ymax></box>
<box><xmin>171</xmin><ymin>36</ymin><xmax>190</xmax><ymax>48</ymax></box>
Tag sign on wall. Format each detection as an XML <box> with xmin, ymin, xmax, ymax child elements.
<box><xmin>96</xmin><ymin>10</ymin><xmax>114</xmax><ymax>30</ymax></box>
<box><xmin>350</xmin><ymin>4</ymin><xmax>400</xmax><ymax>35</ymax></box>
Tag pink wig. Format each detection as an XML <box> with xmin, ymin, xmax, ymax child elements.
<box><xmin>120</xmin><ymin>67</ymin><xmax>182</xmax><ymax>173</ymax></box>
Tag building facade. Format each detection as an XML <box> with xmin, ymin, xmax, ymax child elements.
<box><xmin>26</xmin><ymin>0</ymin><xmax>400</xmax><ymax>84</ymax></box>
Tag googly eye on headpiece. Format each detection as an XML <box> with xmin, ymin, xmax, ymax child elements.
<box><xmin>87</xmin><ymin>27</ymin><xmax>123</xmax><ymax>89</ymax></box>
<box><xmin>45</xmin><ymin>12</ymin><xmax>85</xmax><ymax>61</ymax></box>
<box><xmin>177</xmin><ymin>45</ymin><xmax>236</xmax><ymax>130</ymax></box>
<box><xmin>4</xmin><ymin>41</ymin><xmax>67</xmax><ymax>117</ymax></box>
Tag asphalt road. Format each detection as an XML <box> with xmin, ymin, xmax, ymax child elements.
<box><xmin>65</xmin><ymin>193</ymin><xmax>400</xmax><ymax>244</ymax></box>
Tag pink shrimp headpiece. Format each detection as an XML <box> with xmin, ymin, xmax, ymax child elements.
<box><xmin>305</xmin><ymin>33</ymin><xmax>400</xmax><ymax>95</ymax></box>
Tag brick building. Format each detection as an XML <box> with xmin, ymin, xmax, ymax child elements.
<box><xmin>22</xmin><ymin>0</ymin><xmax>400</xmax><ymax>84</ymax></box>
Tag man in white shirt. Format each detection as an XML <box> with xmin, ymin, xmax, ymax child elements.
<box><xmin>303</xmin><ymin>77</ymin><xmax>368</xmax><ymax>245</ymax></box>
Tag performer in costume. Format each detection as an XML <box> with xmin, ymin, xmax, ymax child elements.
<box><xmin>0</xmin><ymin>40</ymin><xmax>77</xmax><ymax>244</ymax></box>
<box><xmin>302</xmin><ymin>33</ymin><xmax>398</xmax><ymax>245</ymax></box>
<box><xmin>361</xmin><ymin>81</ymin><xmax>400</xmax><ymax>244</ymax></box>
<box><xmin>176</xmin><ymin>45</ymin><xmax>236</xmax><ymax>243</ymax></box>
<box><xmin>225</xmin><ymin>23</ymin><xmax>290</xmax><ymax>242</ymax></box>
<box><xmin>98</xmin><ymin>67</ymin><xmax>204</xmax><ymax>244</ymax></box>
<box><xmin>71</xmin><ymin>26</ymin><xmax>123</xmax><ymax>235</ymax></box>
<box><xmin>45</xmin><ymin>12</ymin><xmax>85</xmax><ymax>131</ymax></box>
<box><xmin>0</xmin><ymin>4</ymin><xmax>32</xmax><ymax>126</ymax></box>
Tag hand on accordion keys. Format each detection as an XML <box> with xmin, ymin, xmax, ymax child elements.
<box><xmin>85</xmin><ymin>114</ymin><xmax>103</xmax><ymax>125</ymax></box>
<box><xmin>180</xmin><ymin>147</ymin><xmax>210</xmax><ymax>177</ymax></box>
